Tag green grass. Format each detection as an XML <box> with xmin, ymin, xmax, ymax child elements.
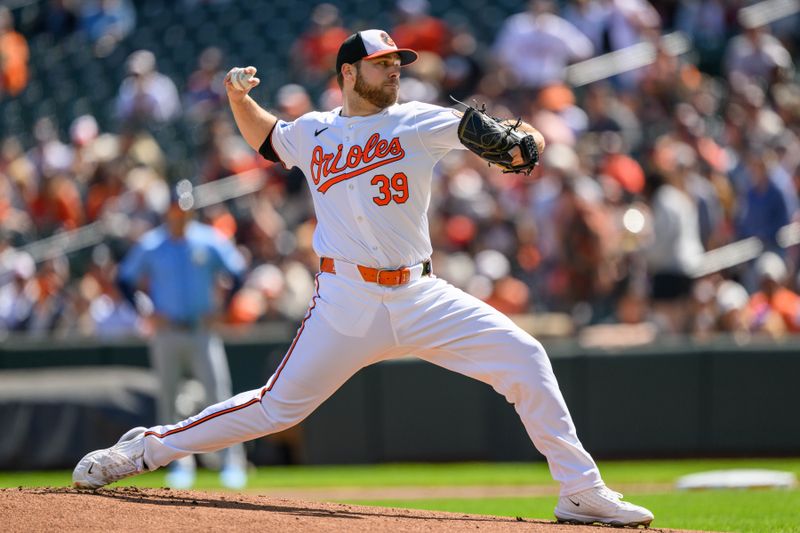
<box><xmin>350</xmin><ymin>490</ymin><xmax>800</xmax><ymax>533</ymax></box>
<box><xmin>5</xmin><ymin>457</ymin><xmax>799</xmax><ymax>489</ymax></box>
<box><xmin>2</xmin><ymin>458</ymin><xmax>800</xmax><ymax>532</ymax></box>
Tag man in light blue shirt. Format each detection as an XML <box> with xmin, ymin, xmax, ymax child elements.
<box><xmin>118</xmin><ymin>185</ymin><xmax>248</xmax><ymax>489</ymax></box>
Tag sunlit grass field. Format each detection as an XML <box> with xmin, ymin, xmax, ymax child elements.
<box><xmin>352</xmin><ymin>489</ymin><xmax>800</xmax><ymax>533</ymax></box>
<box><xmin>2</xmin><ymin>458</ymin><xmax>799</xmax><ymax>532</ymax></box>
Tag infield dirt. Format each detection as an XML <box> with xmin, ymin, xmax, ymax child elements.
<box><xmin>1</xmin><ymin>487</ymin><xmax>704</xmax><ymax>532</ymax></box>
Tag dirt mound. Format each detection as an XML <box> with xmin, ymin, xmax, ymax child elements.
<box><xmin>1</xmin><ymin>487</ymin><xmax>692</xmax><ymax>532</ymax></box>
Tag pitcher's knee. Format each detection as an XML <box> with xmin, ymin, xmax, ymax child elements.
<box><xmin>259</xmin><ymin>398</ymin><xmax>314</xmax><ymax>435</ymax></box>
<box><xmin>493</xmin><ymin>351</ymin><xmax>559</xmax><ymax>406</ymax></box>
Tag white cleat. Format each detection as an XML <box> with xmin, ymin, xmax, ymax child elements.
<box><xmin>72</xmin><ymin>427</ymin><xmax>149</xmax><ymax>489</ymax></box>
<box><xmin>554</xmin><ymin>485</ymin><xmax>654</xmax><ymax>527</ymax></box>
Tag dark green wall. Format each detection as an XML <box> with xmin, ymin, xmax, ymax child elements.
<box><xmin>2</xmin><ymin>334</ymin><xmax>799</xmax><ymax>465</ymax></box>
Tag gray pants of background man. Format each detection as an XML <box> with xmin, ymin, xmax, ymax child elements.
<box><xmin>149</xmin><ymin>327</ymin><xmax>247</xmax><ymax>476</ymax></box>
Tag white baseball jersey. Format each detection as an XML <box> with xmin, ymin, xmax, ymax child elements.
<box><xmin>137</xmin><ymin>100</ymin><xmax>604</xmax><ymax>498</ymax></box>
<box><xmin>268</xmin><ymin>101</ymin><xmax>466</xmax><ymax>268</ymax></box>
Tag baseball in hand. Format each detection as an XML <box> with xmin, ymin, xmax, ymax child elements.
<box><xmin>229</xmin><ymin>66</ymin><xmax>258</xmax><ymax>91</ymax></box>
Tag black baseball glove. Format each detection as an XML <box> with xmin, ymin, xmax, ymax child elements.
<box><xmin>453</xmin><ymin>98</ymin><xmax>539</xmax><ymax>175</ymax></box>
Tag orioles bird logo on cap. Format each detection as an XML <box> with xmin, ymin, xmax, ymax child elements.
<box><xmin>380</xmin><ymin>32</ymin><xmax>396</xmax><ymax>47</ymax></box>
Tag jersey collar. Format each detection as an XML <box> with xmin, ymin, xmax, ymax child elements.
<box><xmin>333</xmin><ymin>103</ymin><xmax>397</xmax><ymax>121</ymax></box>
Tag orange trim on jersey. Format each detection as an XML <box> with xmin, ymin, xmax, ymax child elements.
<box><xmin>144</xmin><ymin>398</ymin><xmax>263</xmax><ymax>439</ymax></box>
<box><xmin>265</xmin><ymin>272</ymin><xmax>322</xmax><ymax>392</ymax></box>
<box><xmin>316</xmin><ymin>153</ymin><xmax>404</xmax><ymax>193</ymax></box>
<box><xmin>144</xmin><ymin>274</ymin><xmax>322</xmax><ymax>440</ymax></box>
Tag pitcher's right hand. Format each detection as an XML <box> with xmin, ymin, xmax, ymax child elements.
<box><xmin>225</xmin><ymin>66</ymin><xmax>260</xmax><ymax>101</ymax></box>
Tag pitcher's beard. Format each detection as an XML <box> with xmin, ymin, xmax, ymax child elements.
<box><xmin>354</xmin><ymin>74</ymin><xmax>398</xmax><ymax>109</ymax></box>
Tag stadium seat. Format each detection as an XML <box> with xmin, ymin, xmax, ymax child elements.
<box><xmin>5</xmin><ymin>0</ymin><xmax>521</xmax><ymax>160</ymax></box>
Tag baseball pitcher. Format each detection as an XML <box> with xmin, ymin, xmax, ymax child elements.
<box><xmin>74</xmin><ymin>29</ymin><xmax>653</xmax><ymax>527</ymax></box>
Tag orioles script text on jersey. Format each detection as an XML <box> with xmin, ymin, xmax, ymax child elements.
<box><xmin>311</xmin><ymin>133</ymin><xmax>405</xmax><ymax>193</ymax></box>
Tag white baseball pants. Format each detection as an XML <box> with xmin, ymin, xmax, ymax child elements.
<box><xmin>142</xmin><ymin>266</ymin><xmax>603</xmax><ymax>495</ymax></box>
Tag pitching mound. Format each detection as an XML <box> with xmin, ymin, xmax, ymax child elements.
<box><xmin>2</xmin><ymin>487</ymin><xmax>693</xmax><ymax>532</ymax></box>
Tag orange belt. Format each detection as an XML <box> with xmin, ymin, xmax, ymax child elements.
<box><xmin>320</xmin><ymin>257</ymin><xmax>431</xmax><ymax>286</ymax></box>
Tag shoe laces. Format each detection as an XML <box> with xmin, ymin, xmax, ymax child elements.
<box><xmin>597</xmin><ymin>486</ymin><xmax>624</xmax><ymax>501</ymax></box>
<box><xmin>102</xmin><ymin>439</ymin><xmax>144</xmax><ymax>477</ymax></box>
<box><xmin>103</xmin><ymin>454</ymin><xmax>138</xmax><ymax>477</ymax></box>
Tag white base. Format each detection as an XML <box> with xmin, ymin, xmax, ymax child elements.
<box><xmin>676</xmin><ymin>469</ymin><xmax>798</xmax><ymax>490</ymax></box>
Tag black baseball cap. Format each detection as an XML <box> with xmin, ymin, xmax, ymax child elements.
<box><xmin>336</xmin><ymin>29</ymin><xmax>418</xmax><ymax>74</ymax></box>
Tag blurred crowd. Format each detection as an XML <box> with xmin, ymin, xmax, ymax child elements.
<box><xmin>1</xmin><ymin>0</ymin><xmax>800</xmax><ymax>345</ymax></box>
